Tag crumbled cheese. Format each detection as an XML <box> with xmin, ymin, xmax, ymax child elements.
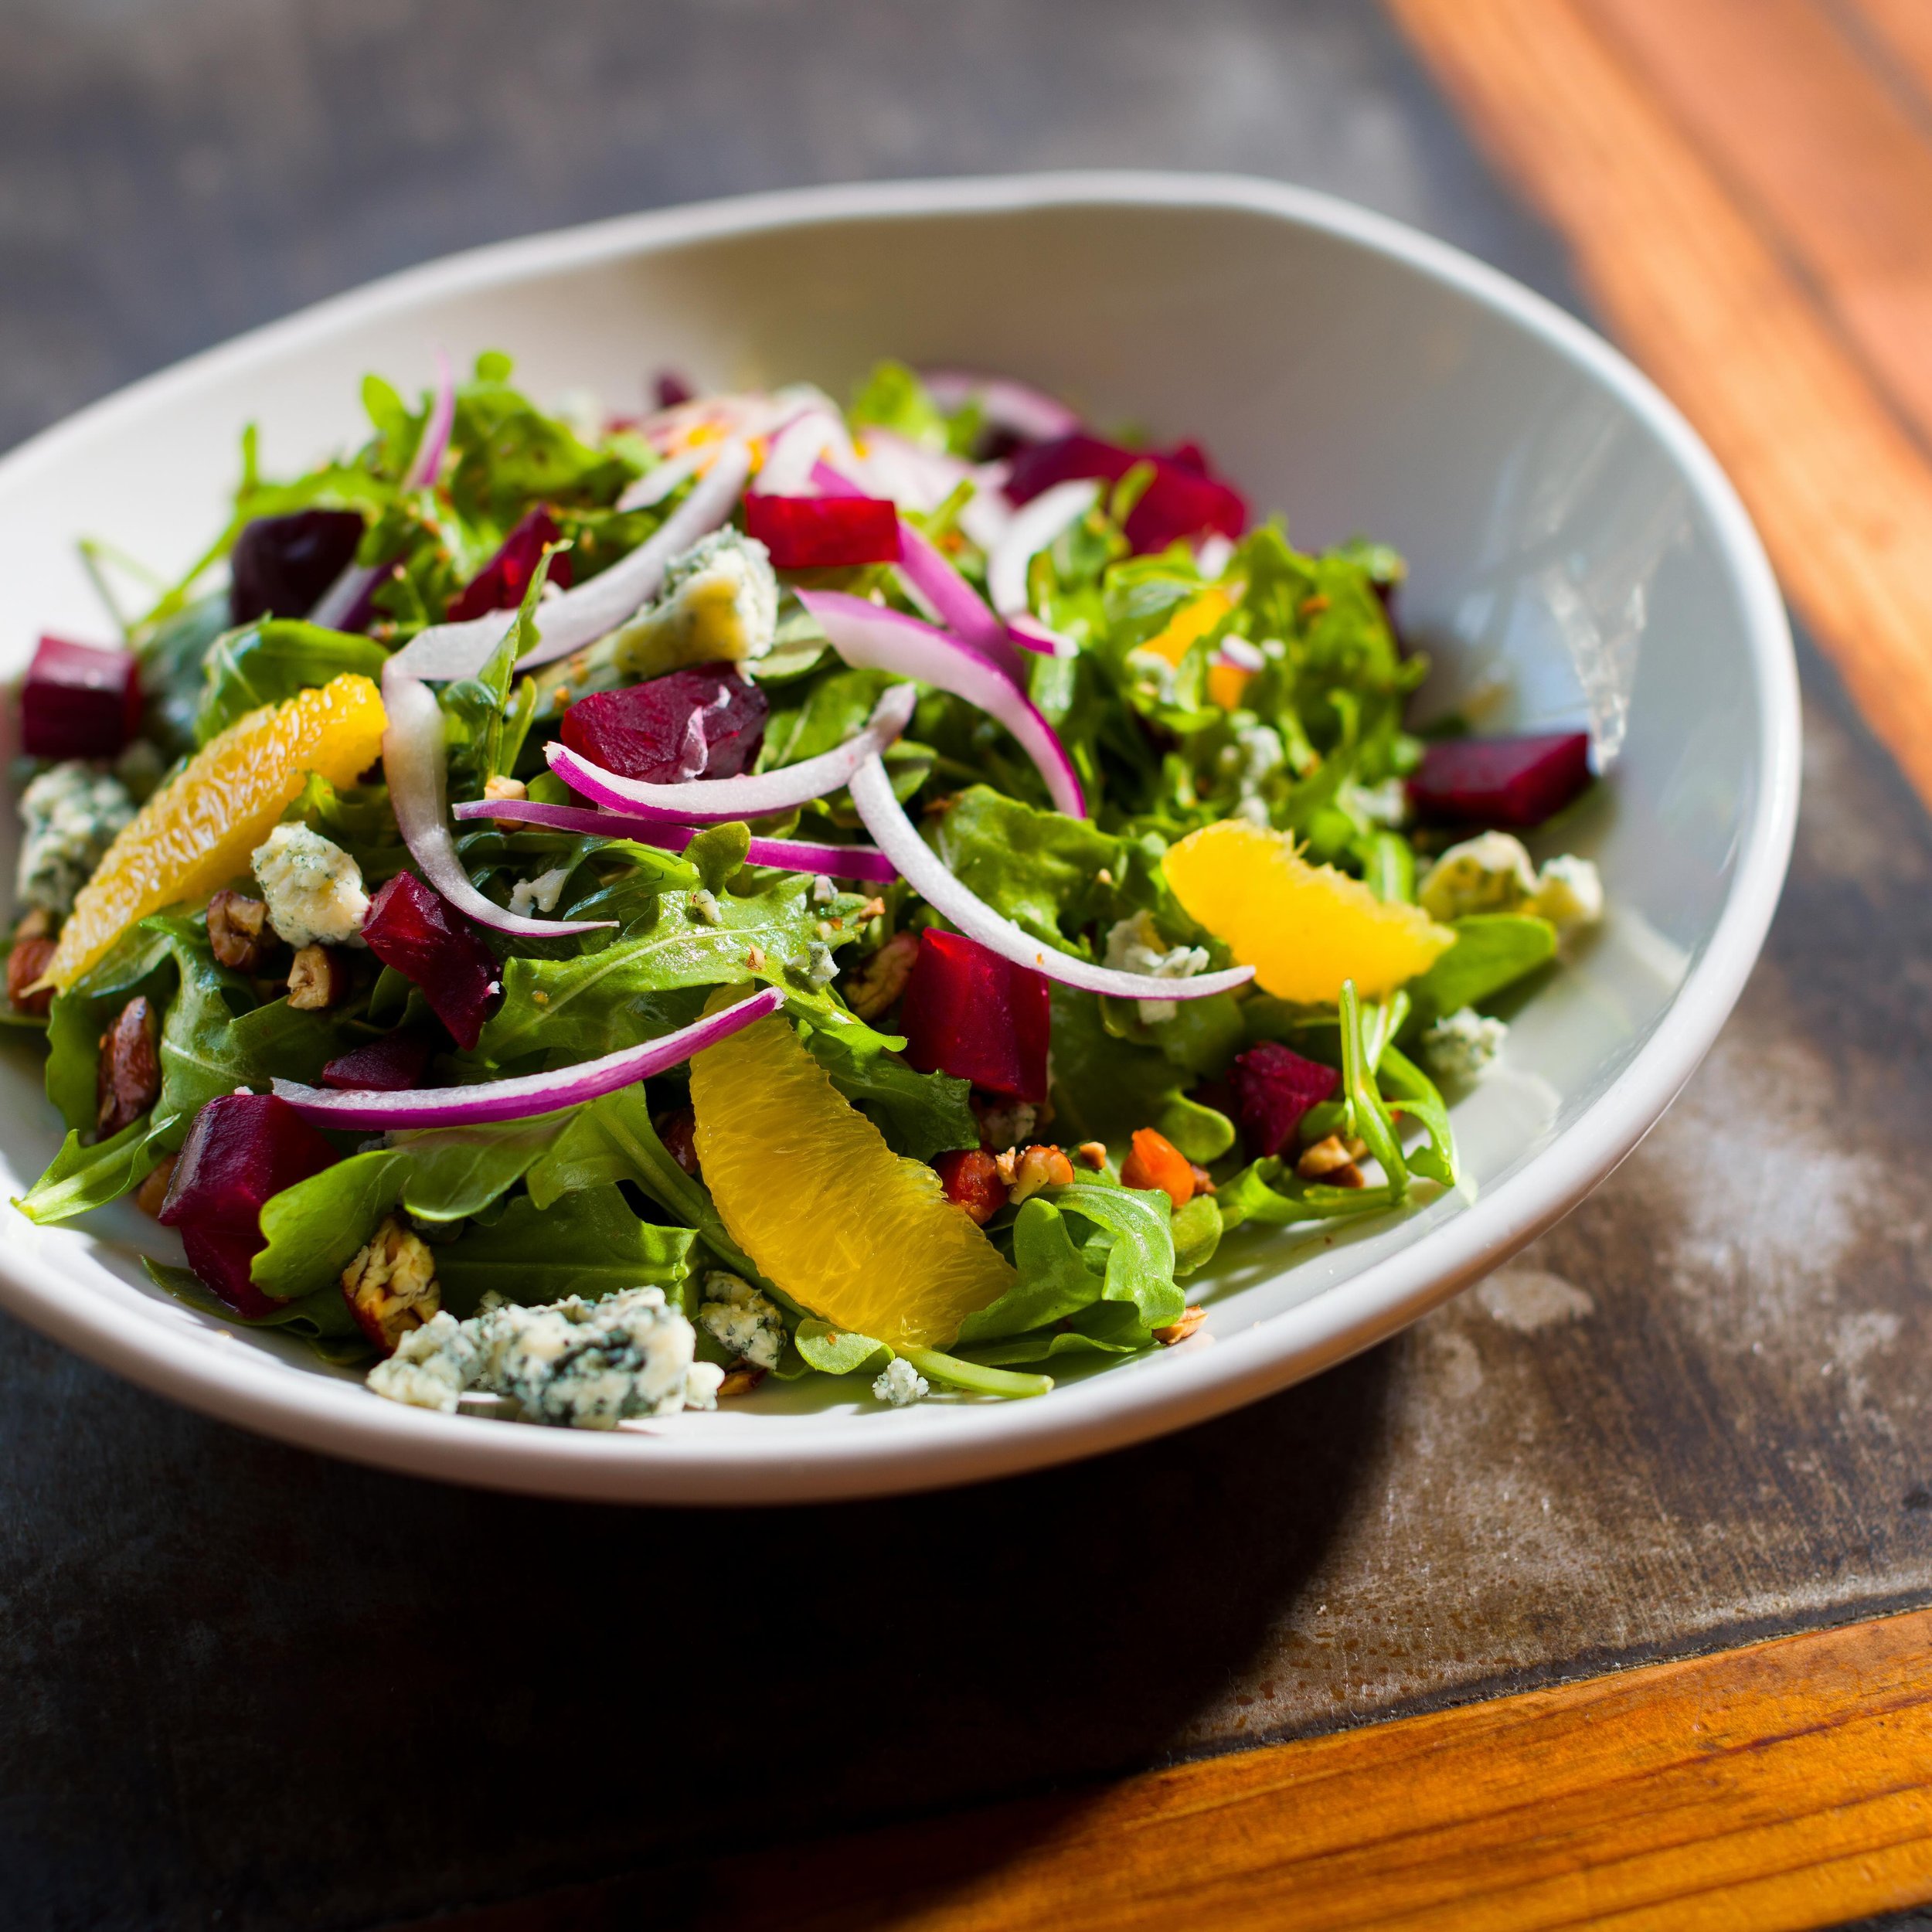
<box><xmin>810</xmin><ymin>873</ymin><xmax>836</xmax><ymax>906</ymax></box>
<box><xmin>689</xmin><ymin>887</ymin><xmax>723</xmax><ymax>926</ymax></box>
<box><xmin>1103</xmin><ymin>910</ymin><xmax>1210</xmax><ymax>1025</ymax></box>
<box><xmin>250</xmin><ymin>823</ymin><xmax>369</xmax><ymax>946</ymax></box>
<box><xmin>1339</xmin><ymin>777</ymin><xmax>1409</xmax><ymax>830</ymax></box>
<box><xmin>696</xmin><ymin>1270</ymin><xmax>787</xmax><ymax>1370</ymax></box>
<box><xmin>616</xmin><ymin>527</ymin><xmax>779</xmax><ymax>674</ymax></box>
<box><xmin>508</xmin><ymin>864</ymin><xmax>573</xmax><ymax>918</ymax></box>
<box><xmin>15</xmin><ymin>762</ymin><xmax>134</xmax><ymax>915</ymax></box>
<box><xmin>1417</xmin><ymin>832</ymin><xmax>1539</xmax><ymax>924</ymax></box>
<box><xmin>975</xmin><ymin>1099</ymin><xmax>1038</xmax><ymax>1154</ymax></box>
<box><xmin>1529</xmin><ymin>854</ymin><xmax>1604</xmax><ymax>932</ymax></box>
<box><xmin>802</xmin><ymin>940</ymin><xmax>838</xmax><ymax>987</ymax></box>
<box><xmin>365</xmin><ymin>1286</ymin><xmax>709</xmax><ymax>1428</ymax></box>
<box><xmin>1421</xmin><ymin>1006</ymin><xmax>1509</xmax><ymax>1083</ymax></box>
<box><xmin>873</xmin><ymin>1356</ymin><xmax>929</xmax><ymax>1407</ymax></box>
<box><xmin>683</xmin><ymin>1360</ymin><xmax>726</xmax><ymax>1410</ymax></box>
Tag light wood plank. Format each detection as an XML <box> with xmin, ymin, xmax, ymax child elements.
<box><xmin>1389</xmin><ymin>0</ymin><xmax>1932</xmax><ymax>815</ymax></box>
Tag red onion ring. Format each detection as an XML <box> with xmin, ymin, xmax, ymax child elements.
<box><xmin>920</xmin><ymin>370</ymin><xmax>1082</xmax><ymax>444</ymax></box>
<box><xmin>847</xmin><ymin>754</ymin><xmax>1251</xmax><ymax>1002</ymax></box>
<box><xmin>274</xmin><ymin>986</ymin><xmax>785</xmax><ymax>1128</ymax></box>
<box><xmin>546</xmin><ymin>682</ymin><xmax>917</xmax><ymax>821</ymax></box>
<box><xmin>986</xmin><ymin>478</ymin><xmax>1100</xmax><ymax>622</ymax></box>
<box><xmin>798</xmin><ymin>589</ymin><xmax>1085</xmax><ymax>818</ymax></box>
<box><xmin>451</xmin><ymin>797</ymin><xmax>898</xmax><ymax>882</ymax></box>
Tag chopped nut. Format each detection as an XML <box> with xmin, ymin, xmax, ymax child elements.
<box><xmin>718</xmin><ymin>1365</ymin><xmax>767</xmax><ymax>1399</ymax></box>
<box><xmin>744</xmin><ymin>944</ymin><xmax>767</xmax><ymax>971</ymax></box>
<box><xmin>1076</xmin><ymin>1141</ymin><xmax>1107</xmax><ymax>1169</ymax></box>
<box><xmin>1297</xmin><ymin>1133</ymin><xmax>1365</xmax><ymax>1188</ymax></box>
<box><xmin>1298</xmin><ymin>594</ymin><xmax>1331</xmax><ymax>618</ymax></box>
<box><xmin>845</xmin><ymin>929</ymin><xmax>919</xmax><ymax>1020</ymax></box>
<box><xmin>921</xmin><ymin>794</ymin><xmax>958</xmax><ymax>817</ymax></box>
<box><xmin>7</xmin><ymin>930</ymin><xmax>56</xmax><ymax>1017</ymax></box>
<box><xmin>287</xmin><ymin>944</ymin><xmax>350</xmax><ymax>1011</ymax></box>
<box><xmin>972</xmin><ymin>1094</ymin><xmax>1038</xmax><ymax>1154</ymax></box>
<box><xmin>206</xmin><ymin>889</ymin><xmax>274</xmax><ymax>971</ymax></box>
<box><xmin>95</xmin><ymin>995</ymin><xmax>159</xmax><ymax>1137</ymax></box>
<box><xmin>1188</xmin><ymin>1162</ymin><xmax>1216</xmax><ymax>1196</ymax></box>
<box><xmin>484</xmin><ymin>772</ymin><xmax>529</xmax><ymax>831</ymax></box>
<box><xmin>341</xmin><ymin>1215</ymin><xmax>440</xmax><ymax>1355</ymax></box>
<box><xmin>134</xmin><ymin>1155</ymin><xmax>178</xmax><ymax>1220</ymax></box>
<box><xmin>1007</xmin><ymin>1143</ymin><xmax>1073</xmax><ymax>1206</ymax></box>
<box><xmin>936</xmin><ymin>1148</ymin><xmax>1005</xmax><ymax>1224</ymax></box>
<box><xmin>856</xmin><ymin>897</ymin><xmax>886</xmax><ymax>921</ymax></box>
<box><xmin>1153</xmin><ymin>1306</ymin><xmax>1207</xmax><ymax>1346</ymax></box>
<box><xmin>655</xmin><ymin>1107</ymin><xmax>700</xmax><ymax>1177</ymax></box>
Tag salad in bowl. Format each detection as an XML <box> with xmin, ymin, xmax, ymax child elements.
<box><xmin>7</xmin><ymin>355</ymin><xmax>1602</xmax><ymax>1430</ymax></box>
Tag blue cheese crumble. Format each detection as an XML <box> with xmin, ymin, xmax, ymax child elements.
<box><xmin>15</xmin><ymin>762</ymin><xmax>135</xmax><ymax>914</ymax></box>
<box><xmin>507</xmin><ymin>863</ymin><xmax>573</xmax><ymax>919</ymax></box>
<box><xmin>1104</xmin><ymin>910</ymin><xmax>1209</xmax><ymax>1025</ymax></box>
<box><xmin>250</xmin><ymin>823</ymin><xmax>369</xmax><ymax>947</ymax></box>
<box><xmin>1421</xmin><ymin>1006</ymin><xmax>1509</xmax><ymax>1083</ymax></box>
<box><xmin>696</xmin><ymin>1270</ymin><xmax>787</xmax><ymax>1370</ymax></box>
<box><xmin>873</xmin><ymin>1356</ymin><xmax>929</xmax><ymax>1406</ymax></box>
<box><xmin>367</xmin><ymin>1287</ymin><xmax>721</xmax><ymax>1427</ymax></box>
<box><xmin>616</xmin><ymin>527</ymin><xmax>780</xmax><ymax>675</ymax></box>
<box><xmin>1419</xmin><ymin>832</ymin><xmax>1604</xmax><ymax>935</ymax></box>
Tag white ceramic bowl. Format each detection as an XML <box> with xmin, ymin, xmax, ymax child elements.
<box><xmin>0</xmin><ymin>174</ymin><xmax>1798</xmax><ymax>1503</ymax></box>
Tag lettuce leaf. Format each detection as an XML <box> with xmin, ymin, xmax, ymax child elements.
<box><xmin>193</xmin><ymin>621</ymin><xmax>390</xmax><ymax>745</ymax></box>
<box><xmin>434</xmin><ymin>1186</ymin><xmax>695</xmax><ymax>1316</ymax></box>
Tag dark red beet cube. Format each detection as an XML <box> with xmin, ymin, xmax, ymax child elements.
<box><xmin>743</xmin><ymin>493</ymin><xmax>902</xmax><ymax>569</ymax></box>
<box><xmin>158</xmin><ymin>1093</ymin><xmax>339</xmax><ymax>1317</ymax></box>
<box><xmin>21</xmin><ymin>635</ymin><xmax>143</xmax><ymax>760</ymax></box>
<box><xmin>319</xmin><ymin>1029</ymin><xmax>435</xmax><ymax>1092</ymax></box>
<box><xmin>1408</xmin><ymin>733</ymin><xmax>1593</xmax><ymax>830</ymax></box>
<box><xmin>362</xmin><ymin>873</ymin><xmax>501</xmax><ymax>1052</ymax></box>
<box><xmin>230</xmin><ymin>509</ymin><xmax>366</xmax><ymax>624</ymax></box>
<box><xmin>900</xmin><ymin>929</ymin><xmax>1050</xmax><ymax>1102</ymax></box>
<box><xmin>1227</xmin><ymin>1043</ymin><xmax>1340</xmax><ymax>1161</ymax></box>
<box><xmin>655</xmin><ymin>370</ymin><xmax>695</xmax><ymax>410</ymax></box>
<box><xmin>445</xmin><ymin>506</ymin><xmax>573</xmax><ymax>621</ymax></box>
<box><xmin>560</xmin><ymin>666</ymin><xmax>767</xmax><ymax>784</ymax></box>
<box><xmin>1002</xmin><ymin>433</ymin><xmax>1244</xmax><ymax>556</ymax></box>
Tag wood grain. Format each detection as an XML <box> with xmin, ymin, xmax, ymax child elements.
<box><xmin>1389</xmin><ymin>0</ymin><xmax>1932</xmax><ymax>815</ymax></box>
<box><xmin>424</xmin><ymin>1608</ymin><xmax>1932</xmax><ymax>1930</ymax></box>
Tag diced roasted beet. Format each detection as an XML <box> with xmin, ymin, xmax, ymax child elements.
<box><xmin>560</xmin><ymin>666</ymin><xmax>768</xmax><ymax>784</ymax></box>
<box><xmin>900</xmin><ymin>929</ymin><xmax>1050</xmax><ymax>1102</ymax></box>
<box><xmin>158</xmin><ymin>1092</ymin><xmax>339</xmax><ymax>1317</ymax></box>
<box><xmin>1227</xmin><ymin>1043</ymin><xmax>1341</xmax><ymax>1161</ymax></box>
<box><xmin>445</xmin><ymin>506</ymin><xmax>573</xmax><ymax>621</ymax></box>
<box><xmin>655</xmin><ymin>370</ymin><xmax>695</xmax><ymax>410</ymax></box>
<box><xmin>21</xmin><ymin>635</ymin><xmax>144</xmax><ymax>760</ymax></box>
<box><xmin>229</xmin><ymin>509</ymin><xmax>366</xmax><ymax>624</ymax></box>
<box><xmin>1002</xmin><ymin>434</ymin><xmax>1246</xmax><ymax>556</ymax></box>
<box><xmin>362</xmin><ymin>873</ymin><xmax>501</xmax><ymax>1052</ymax></box>
<box><xmin>319</xmin><ymin>1029</ymin><xmax>435</xmax><ymax>1092</ymax></box>
<box><xmin>1408</xmin><ymin>732</ymin><xmax>1593</xmax><ymax>831</ymax></box>
<box><xmin>743</xmin><ymin>493</ymin><xmax>902</xmax><ymax>570</ymax></box>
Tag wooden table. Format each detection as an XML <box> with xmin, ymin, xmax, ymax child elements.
<box><xmin>0</xmin><ymin>3</ymin><xmax>1928</xmax><ymax>1927</ymax></box>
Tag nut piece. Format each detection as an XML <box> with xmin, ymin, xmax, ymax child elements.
<box><xmin>1153</xmin><ymin>1306</ymin><xmax>1207</xmax><ymax>1346</ymax></box>
<box><xmin>655</xmin><ymin>1107</ymin><xmax>699</xmax><ymax>1177</ymax></box>
<box><xmin>96</xmin><ymin>995</ymin><xmax>160</xmax><ymax>1138</ymax></box>
<box><xmin>1296</xmin><ymin>1133</ymin><xmax>1366</xmax><ymax>1188</ymax></box>
<box><xmin>936</xmin><ymin>1148</ymin><xmax>1005</xmax><ymax>1225</ymax></box>
<box><xmin>718</xmin><ymin>1365</ymin><xmax>767</xmax><ymax>1399</ymax></box>
<box><xmin>845</xmin><ymin>930</ymin><xmax>919</xmax><ymax>1020</ymax></box>
<box><xmin>1075</xmin><ymin>1141</ymin><xmax>1107</xmax><ymax>1170</ymax></box>
<box><xmin>484</xmin><ymin>773</ymin><xmax>529</xmax><ymax>831</ymax></box>
<box><xmin>287</xmin><ymin>944</ymin><xmax>350</xmax><ymax>1011</ymax></box>
<box><xmin>1000</xmin><ymin>1143</ymin><xmax>1074</xmax><ymax>1206</ymax></box>
<box><xmin>7</xmin><ymin>919</ymin><xmax>56</xmax><ymax>1017</ymax></box>
<box><xmin>341</xmin><ymin>1215</ymin><xmax>440</xmax><ymax>1355</ymax></box>
<box><xmin>134</xmin><ymin>1154</ymin><xmax>179</xmax><ymax>1219</ymax></box>
<box><xmin>206</xmin><ymin>889</ymin><xmax>275</xmax><ymax>971</ymax></box>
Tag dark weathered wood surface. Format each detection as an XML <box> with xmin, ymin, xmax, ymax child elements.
<box><xmin>0</xmin><ymin>3</ymin><xmax>1926</xmax><ymax>1928</ymax></box>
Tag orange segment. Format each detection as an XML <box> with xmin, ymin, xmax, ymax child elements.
<box><xmin>690</xmin><ymin>1003</ymin><xmax>1015</xmax><ymax>1349</ymax></box>
<box><xmin>1164</xmin><ymin>818</ymin><xmax>1454</xmax><ymax>1005</ymax></box>
<box><xmin>42</xmin><ymin>672</ymin><xmax>387</xmax><ymax>990</ymax></box>
<box><xmin>1142</xmin><ymin>587</ymin><xmax>1233</xmax><ymax>668</ymax></box>
<box><xmin>1206</xmin><ymin>660</ymin><xmax>1251</xmax><ymax>709</ymax></box>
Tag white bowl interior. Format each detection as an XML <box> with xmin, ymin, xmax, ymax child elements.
<box><xmin>0</xmin><ymin>180</ymin><xmax>1794</xmax><ymax>1500</ymax></box>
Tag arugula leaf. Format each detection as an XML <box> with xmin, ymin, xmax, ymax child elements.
<box><xmin>136</xmin><ymin>593</ymin><xmax>233</xmax><ymax>757</ymax></box>
<box><xmin>928</xmin><ymin>786</ymin><xmax>1126</xmax><ymax>944</ymax></box>
<box><xmin>15</xmin><ymin>1117</ymin><xmax>162</xmax><ymax>1226</ymax></box>
<box><xmin>45</xmin><ymin>922</ymin><xmax>175</xmax><ymax>1131</ymax></box>
<box><xmin>434</xmin><ymin>1186</ymin><xmax>695</xmax><ymax>1316</ymax></box>
<box><xmin>1403</xmin><ymin>914</ymin><xmax>1557</xmax><ymax>1032</ymax></box>
<box><xmin>794</xmin><ymin>1319</ymin><xmax>892</xmax><ymax>1378</ymax></box>
<box><xmin>794</xmin><ymin>1008</ymin><xmax>977</xmax><ymax>1161</ymax></box>
<box><xmin>849</xmin><ymin>360</ymin><xmax>949</xmax><ymax>453</ymax></box>
<box><xmin>143</xmin><ymin>1258</ymin><xmax>362</xmax><ymax>1349</ymax></box>
<box><xmin>193</xmin><ymin>621</ymin><xmax>389</xmax><ymax>745</ymax></box>
<box><xmin>1171</xmin><ymin>1192</ymin><xmax>1223</xmax><ymax>1275</ymax></box>
<box><xmin>1046</xmin><ymin>988</ymin><xmax>1235</xmax><ymax>1161</ymax></box>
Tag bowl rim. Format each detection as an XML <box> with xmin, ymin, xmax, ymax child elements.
<box><xmin>0</xmin><ymin>170</ymin><xmax>1800</xmax><ymax>1504</ymax></box>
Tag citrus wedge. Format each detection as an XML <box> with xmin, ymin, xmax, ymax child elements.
<box><xmin>1141</xmin><ymin>587</ymin><xmax>1233</xmax><ymax>668</ymax></box>
<box><xmin>1164</xmin><ymin>817</ymin><xmax>1454</xmax><ymax>1005</ymax></box>
<box><xmin>689</xmin><ymin>1001</ymin><xmax>1015</xmax><ymax>1349</ymax></box>
<box><xmin>41</xmin><ymin>672</ymin><xmax>387</xmax><ymax>991</ymax></box>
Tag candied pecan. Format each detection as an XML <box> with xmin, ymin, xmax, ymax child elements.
<box><xmin>1153</xmin><ymin>1306</ymin><xmax>1207</xmax><ymax>1346</ymax></box>
<box><xmin>935</xmin><ymin>1148</ymin><xmax>1005</xmax><ymax>1225</ymax></box>
<box><xmin>287</xmin><ymin>944</ymin><xmax>350</xmax><ymax>1011</ymax></box>
<box><xmin>845</xmin><ymin>929</ymin><xmax>919</xmax><ymax>1020</ymax></box>
<box><xmin>7</xmin><ymin>928</ymin><xmax>56</xmax><ymax>1018</ymax></box>
<box><xmin>1296</xmin><ymin>1133</ymin><xmax>1366</xmax><ymax>1188</ymax></box>
<box><xmin>134</xmin><ymin>1155</ymin><xmax>179</xmax><ymax>1220</ymax></box>
<box><xmin>341</xmin><ymin>1215</ymin><xmax>440</xmax><ymax>1355</ymax></box>
<box><xmin>718</xmin><ymin>1365</ymin><xmax>767</xmax><ymax>1399</ymax></box>
<box><xmin>206</xmin><ymin>889</ymin><xmax>274</xmax><ymax>971</ymax></box>
<box><xmin>1005</xmin><ymin>1143</ymin><xmax>1073</xmax><ymax>1206</ymax></box>
<box><xmin>655</xmin><ymin>1107</ymin><xmax>700</xmax><ymax>1177</ymax></box>
<box><xmin>484</xmin><ymin>772</ymin><xmax>528</xmax><ymax>831</ymax></box>
<box><xmin>96</xmin><ymin>995</ymin><xmax>160</xmax><ymax>1137</ymax></box>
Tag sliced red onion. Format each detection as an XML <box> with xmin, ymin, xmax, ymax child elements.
<box><xmin>987</xmin><ymin>478</ymin><xmax>1100</xmax><ymax>621</ymax></box>
<box><xmin>546</xmin><ymin>682</ymin><xmax>917</xmax><ymax>821</ymax></box>
<box><xmin>308</xmin><ymin>352</ymin><xmax>457</xmax><ymax>630</ymax></box>
<box><xmin>798</xmin><ymin>590</ymin><xmax>1084</xmax><ymax>818</ymax></box>
<box><xmin>848</xmin><ymin>755</ymin><xmax>1251</xmax><ymax>1002</ymax></box>
<box><xmin>380</xmin><ymin>659</ymin><xmax>615</xmax><ymax>939</ymax></box>
<box><xmin>617</xmin><ymin>440</ymin><xmax>705</xmax><ymax>512</ymax></box>
<box><xmin>391</xmin><ymin>439</ymin><xmax>752</xmax><ymax>682</ymax></box>
<box><xmin>920</xmin><ymin>371</ymin><xmax>1082</xmax><ymax>444</ymax></box>
<box><xmin>451</xmin><ymin>796</ymin><xmax>898</xmax><ymax>882</ymax></box>
<box><xmin>760</xmin><ymin>405</ymin><xmax>858</xmax><ymax>496</ymax></box>
<box><xmin>274</xmin><ymin>987</ymin><xmax>785</xmax><ymax>1129</ymax></box>
<box><xmin>1216</xmin><ymin>636</ymin><xmax>1265</xmax><ymax>672</ymax></box>
<box><xmin>1195</xmin><ymin>532</ymin><xmax>1237</xmax><ymax>579</ymax></box>
<box><xmin>1007</xmin><ymin>613</ymin><xmax>1077</xmax><ymax>660</ymax></box>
